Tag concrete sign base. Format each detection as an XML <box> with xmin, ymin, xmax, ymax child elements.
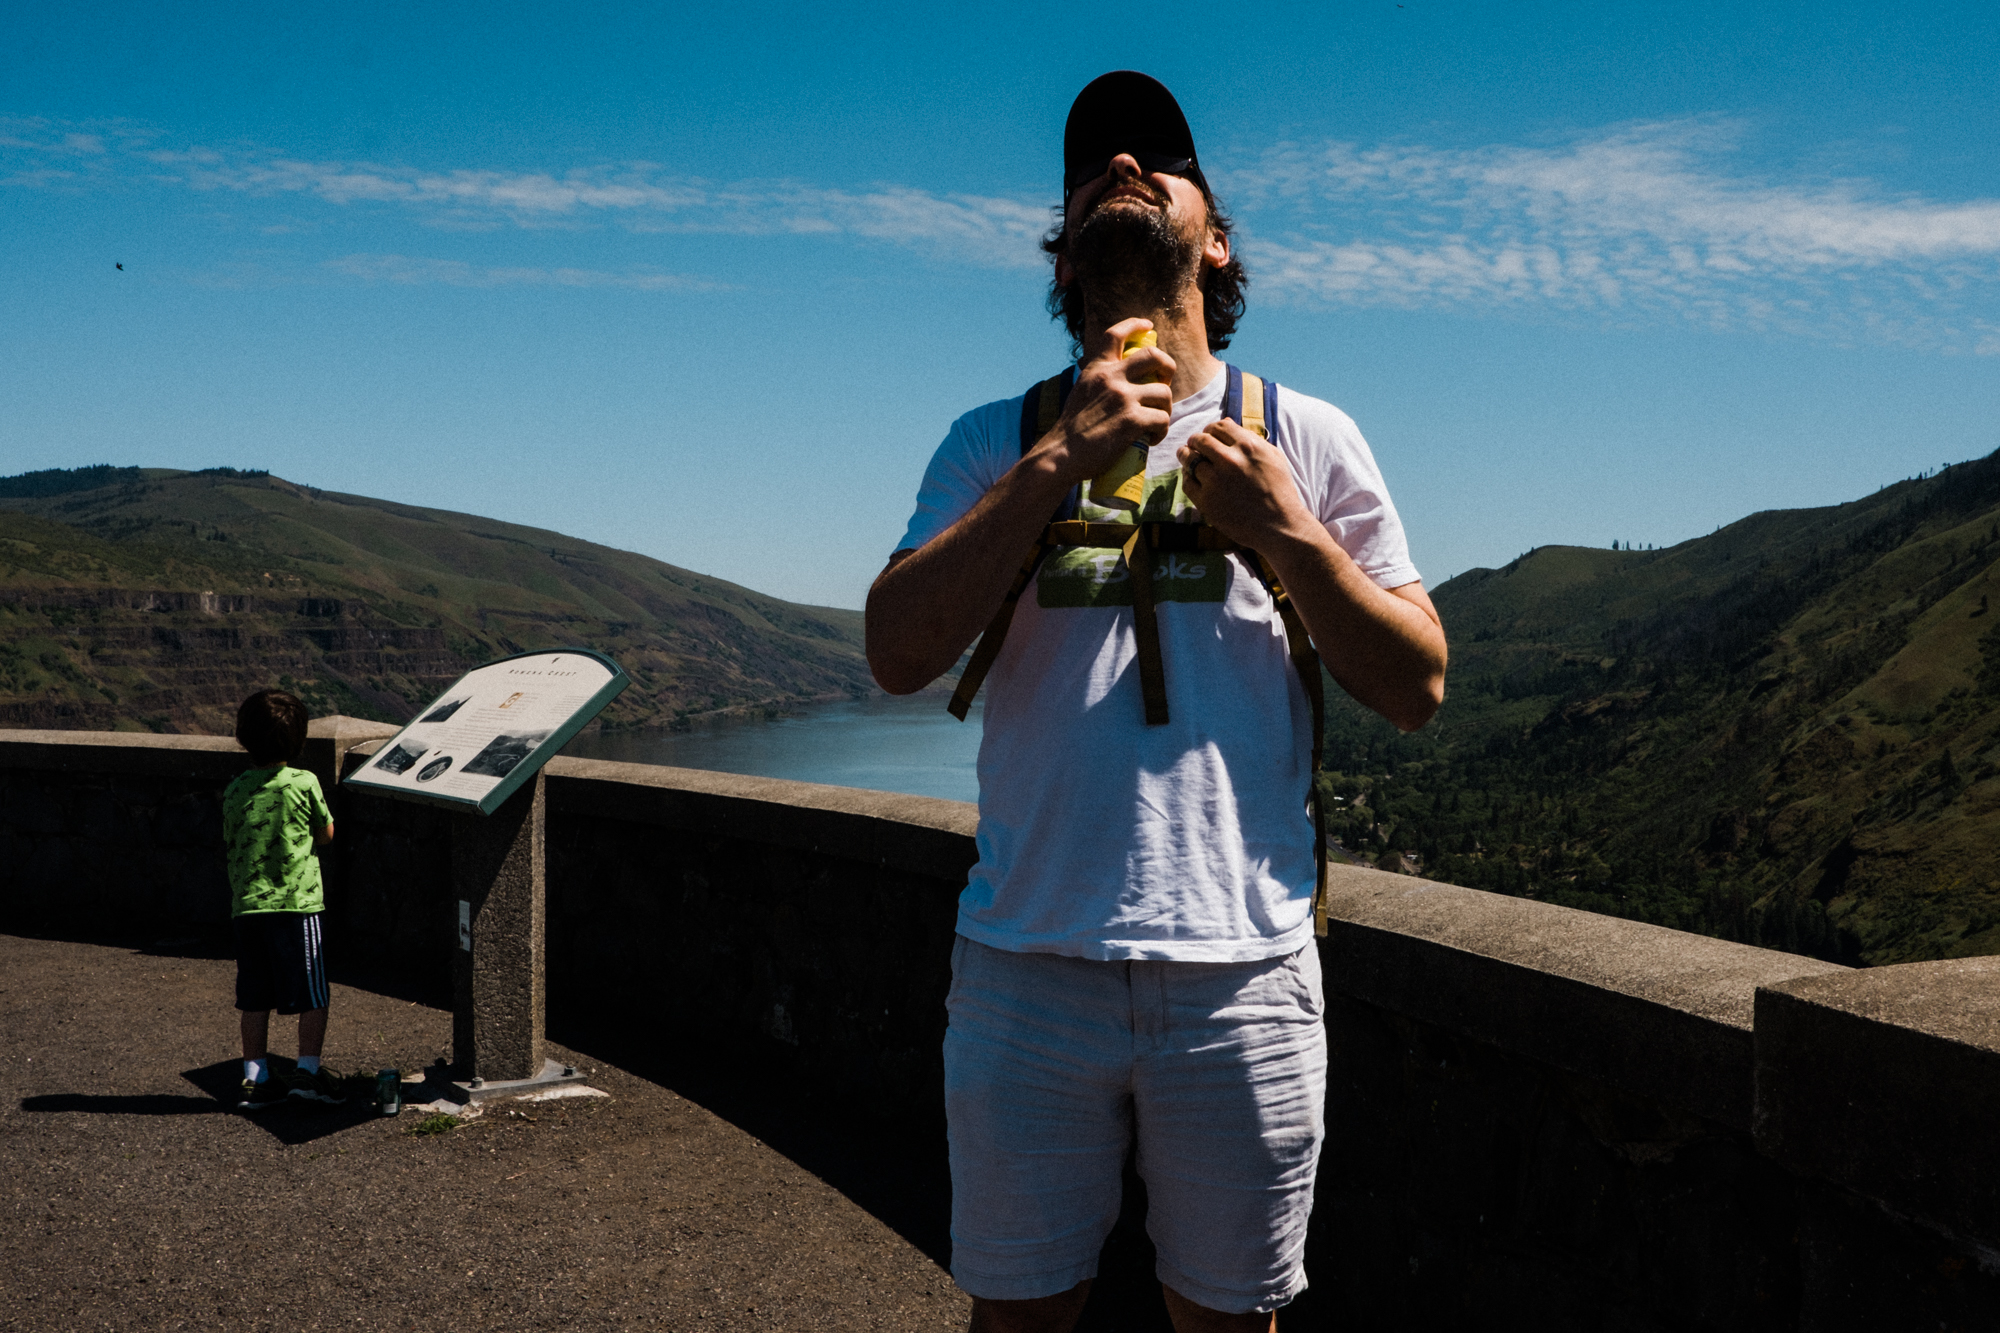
<box><xmin>451</xmin><ymin>1057</ymin><xmax>590</xmax><ymax>1104</ymax></box>
<box><xmin>450</xmin><ymin>772</ymin><xmax>546</xmax><ymax>1083</ymax></box>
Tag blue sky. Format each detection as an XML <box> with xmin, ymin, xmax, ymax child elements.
<box><xmin>5</xmin><ymin>1</ymin><xmax>1999</xmax><ymax>609</ymax></box>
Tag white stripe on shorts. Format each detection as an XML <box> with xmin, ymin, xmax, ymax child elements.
<box><xmin>943</xmin><ymin>936</ymin><xmax>1327</xmax><ymax>1314</ymax></box>
<box><xmin>303</xmin><ymin>913</ymin><xmax>327</xmax><ymax>1010</ymax></box>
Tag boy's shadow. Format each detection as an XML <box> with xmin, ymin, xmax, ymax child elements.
<box><xmin>21</xmin><ymin>1059</ymin><xmax>379</xmax><ymax>1146</ymax></box>
<box><xmin>178</xmin><ymin>1059</ymin><xmax>381</xmax><ymax>1143</ymax></box>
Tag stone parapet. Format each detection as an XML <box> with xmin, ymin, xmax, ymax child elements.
<box><xmin>1756</xmin><ymin>958</ymin><xmax>2000</xmax><ymax>1246</ymax></box>
<box><xmin>541</xmin><ymin>756</ymin><xmax>977</xmax><ymax>880</ymax></box>
<box><xmin>0</xmin><ymin>727</ymin><xmax>250</xmax><ymax>779</ymax></box>
<box><xmin>1323</xmin><ymin>865</ymin><xmax>1848</xmax><ymax>1131</ymax></box>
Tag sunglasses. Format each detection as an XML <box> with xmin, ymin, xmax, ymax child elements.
<box><xmin>1064</xmin><ymin>152</ymin><xmax>1206</xmax><ymax>201</ymax></box>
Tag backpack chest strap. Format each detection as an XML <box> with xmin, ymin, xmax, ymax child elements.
<box><xmin>1113</xmin><ymin>366</ymin><xmax>1270</xmax><ymax>724</ymax></box>
<box><xmin>950</xmin><ymin>366</ymin><xmax>1269</xmax><ymax>725</ymax></box>
<box><xmin>1043</xmin><ymin>520</ymin><xmax>1240</xmax><ymax>551</ymax></box>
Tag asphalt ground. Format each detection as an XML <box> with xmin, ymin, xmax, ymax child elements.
<box><xmin>0</xmin><ymin>932</ymin><xmax>970</xmax><ymax>1332</ymax></box>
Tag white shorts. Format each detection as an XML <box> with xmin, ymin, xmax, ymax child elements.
<box><xmin>943</xmin><ymin>935</ymin><xmax>1327</xmax><ymax>1314</ymax></box>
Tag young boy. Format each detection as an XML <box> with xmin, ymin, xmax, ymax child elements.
<box><xmin>223</xmin><ymin>689</ymin><xmax>344</xmax><ymax>1109</ymax></box>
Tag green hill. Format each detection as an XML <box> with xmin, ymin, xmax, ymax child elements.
<box><xmin>0</xmin><ymin>466</ymin><xmax>870</xmax><ymax>735</ymax></box>
<box><xmin>14</xmin><ymin>455</ymin><xmax>2000</xmax><ymax>967</ymax></box>
<box><xmin>1323</xmin><ymin>452</ymin><xmax>2000</xmax><ymax>967</ymax></box>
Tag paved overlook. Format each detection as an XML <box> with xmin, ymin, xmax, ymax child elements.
<box><xmin>0</xmin><ymin>933</ymin><xmax>966</xmax><ymax>1332</ymax></box>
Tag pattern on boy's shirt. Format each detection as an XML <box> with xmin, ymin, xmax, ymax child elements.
<box><xmin>223</xmin><ymin>768</ymin><xmax>328</xmax><ymax>916</ymax></box>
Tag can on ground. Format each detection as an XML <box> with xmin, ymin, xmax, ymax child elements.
<box><xmin>377</xmin><ymin>1068</ymin><xmax>403</xmax><ymax>1116</ymax></box>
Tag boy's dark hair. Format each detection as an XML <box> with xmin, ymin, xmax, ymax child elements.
<box><xmin>1041</xmin><ymin>187</ymin><xmax>1249</xmax><ymax>357</ymax></box>
<box><xmin>236</xmin><ymin>690</ymin><xmax>310</xmax><ymax>766</ymax></box>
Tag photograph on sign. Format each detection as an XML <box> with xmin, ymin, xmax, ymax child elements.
<box><xmin>419</xmin><ymin>696</ymin><xmax>472</xmax><ymax>724</ymax></box>
<box><xmin>347</xmin><ymin>648</ymin><xmax>626</xmax><ymax>813</ymax></box>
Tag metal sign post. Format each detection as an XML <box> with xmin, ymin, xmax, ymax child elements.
<box><xmin>349</xmin><ymin>648</ymin><xmax>628</xmax><ymax>1098</ymax></box>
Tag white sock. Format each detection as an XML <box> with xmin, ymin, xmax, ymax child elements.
<box><xmin>298</xmin><ymin>1056</ymin><xmax>321</xmax><ymax>1075</ymax></box>
<box><xmin>245</xmin><ymin>1057</ymin><xmax>268</xmax><ymax>1084</ymax></box>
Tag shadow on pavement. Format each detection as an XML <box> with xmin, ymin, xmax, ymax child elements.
<box><xmin>21</xmin><ymin>1060</ymin><xmax>378</xmax><ymax>1145</ymax></box>
<box><xmin>175</xmin><ymin>1059</ymin><xmax>383</xmax><ymax>1144</ymax></box>
<box><xmin>0</xmin><ymin>923</ymin><xmax>236</xmax><ymax>961</ymax></box>
<box><xmin>20</xmin><ymin>1093</ymin><xmax>230</xmax><ymax>1117</ymax></box>
<box><xmin>553</xmin><ymin>1018</ymin><xmax>955</xmax><ymax>1267</ymax></box>
<box><xmin>553</xmin><ymin>1018</ymin><xmax>1189</xmax><ymax>1333</ymax></box>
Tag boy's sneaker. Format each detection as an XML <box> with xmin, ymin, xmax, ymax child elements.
<box><xmin>285</xmin><ymin>1067</ymin><xmax>348</xmax><ymax>1105</ymax></box>
<box><xmin>237</xmin><ymin>1077</ymin><xmax>289</xmax><ymax>1111</ymax></box>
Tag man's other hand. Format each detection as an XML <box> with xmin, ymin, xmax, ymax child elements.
<box><xmin>1177</xmin><ymin>417</ymin><xmax>1313</xmax><ymax>552</ymax></box>
<box><xmin>1031</xmin><ymin>317</ymin><xmax>1175</xmax><ymax>485</ymax></box>
<box><xmin>1180</xmin><ymin>418</ymin><xmax>1447</xmax><ymax>733</ymax></box>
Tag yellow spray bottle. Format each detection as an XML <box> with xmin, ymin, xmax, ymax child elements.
<box><xmin>1087</xmin><ymin>328</ymin><xmax>1157</xmax><ymax>511</ymax></box>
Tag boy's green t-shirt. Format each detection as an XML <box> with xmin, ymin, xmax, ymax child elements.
<box><xmin>222</xmin><ymin>765</ymin><xmax>332</xmax><ymax>916</ymax></box>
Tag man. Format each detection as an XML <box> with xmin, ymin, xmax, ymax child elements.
<box><xmin>866</xmin><ymin>72</ymin><xmax>1446</xmax><ymax>1332</ymax></box>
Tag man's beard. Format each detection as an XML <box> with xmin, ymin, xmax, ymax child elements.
<box><xmin>1067</xmin><ymin>192</ymin><xmax>1200</xmax><ymax>321</ymax></box>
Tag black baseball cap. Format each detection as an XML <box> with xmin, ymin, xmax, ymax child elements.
<box><xmin>1063</xmin><ymin>71</ymin><xmax>1209</xmax><ymax>202</ymax></box>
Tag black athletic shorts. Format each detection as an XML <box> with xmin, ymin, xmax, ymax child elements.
<box><xmin>233</xmin><ymin>911</ymin><xmax>329</xmax><ymax>1014</ymax></box>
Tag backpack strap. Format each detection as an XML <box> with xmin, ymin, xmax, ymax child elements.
<box><xmin>1248</xmin><ymin>543</ymin><xmax>1329</xmax><ymax>937</ymax></box>
<box><xmin>1222</xmin><ymin>363</ymin><xmax>1277</xmax><ymax>441</ymax></box>
<box><xmin>1122</xmin><ymin>366</ymin><xmax>1274</xmax><ymax>728</ymax></box>
<box><xmin>1229</xmin><ymin>370</ymin><xmax>1330</xmax><ymax>934</ymax></box>
<box><xmin>1022</xmin><ymin>369</ymin><xmax>1075</xmax><ymax>466</ymax></box>
<box><xmin>1124</xmin><ymin>366</ymin><xmax>1256</xmax><ymax>728</ymax></box>
<box><xmin>1124</xmin><ymin>520</ymin><xmax>1168</xmax><ymax>724</ymax></box>
<box><xmin>946</xmin><ymin>369</ymin><xmax>1076</xmax><ymax>721</ymax></box>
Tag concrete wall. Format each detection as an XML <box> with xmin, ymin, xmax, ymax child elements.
<box><xmin>540</xmin><ymin>759</ymin><xmax>971</xmax><ymax>1122</ymax></box>
<box><xmin>0</xmin><ymin>719</ymin><xmax>394</xmax><ymax>936</ymax></box>
<box><xmin>3</xmin><ymin>724</ymin><xmax>1996</xmax><ymax>1330</ymax></box>
<box><xmin>1312</xmin><ymin>873</ymin><xmax>2000</xmax><ymax>1330</ymax></box>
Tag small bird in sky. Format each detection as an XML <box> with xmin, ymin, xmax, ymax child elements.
<box><xmin>115</xmin><ymin>263</ymin><xmax>123</xmax><ymax>270</ymax></box>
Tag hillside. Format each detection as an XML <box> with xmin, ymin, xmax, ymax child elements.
<box><xmin>1322</xmin><ymin>451</ymin><xmax>2000</xmax><ymax>967</ymax></box>
<box><xmin>0</xmin><ymin>466</ymin><xmax>871</xmax><ymax>735</ymax></box>
<box><xmin>14</xmin><ymin>456</ymin><xmax>2000</xmax><ymax>967</ymax></box>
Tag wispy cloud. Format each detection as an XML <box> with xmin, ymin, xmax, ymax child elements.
<box><xmin>1226</xmin><ymin>119</ymin><xmax>2000</xmax><ymax>351</ymax></box>
<box><xmin>142</xmin><ymin>143</ymin><xmax>1046</xmax><ymax>268</ymax></box>
<box><xmin>324</xmin><ymin>253</ymin><xmax>726</xmax><ymax>292</ymax></box>
<box><xmin>0</xmin><ymin>117</ymin><xmax>150</xmax><ymax>187</ymax></box>
<box><xmin>10</xmin><ymin>115</ymin><xmax>2000</xmax><ymax>350</ymax></box>
<box><xmin>2</xmin><ymin>116</ymin><xmax>1050</xmax><ymax>269</ymax></box>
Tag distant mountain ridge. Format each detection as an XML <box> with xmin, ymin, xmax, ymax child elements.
<box><xmin>1321</xmin><ymin>450</ymin><xmax>2000</xmax><ymax>967</ymax></box>
<box><xmin>0</xmin><ymin>467</ymin><xmax>870</xmax><ymax>735</ymax></box>
<box><xmin>12</xmin><ymin>456</ymin><xmax>2000</xmax><ymax>967</ymax></box>
<box><xmin>0</xmin><ymin>464</ymin><xmax>147</xmax><ymax>499</ymax></box>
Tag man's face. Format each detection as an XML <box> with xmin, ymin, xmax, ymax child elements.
<box><xmin>1063</xmin><ymin>153</ymin><xmax>1209</xmax><ymax>251</ymax></box>
<box><xmin>1058</xmin><ymin>153</ymin><xmax>1226</xmax><ymax>320</ymax></box>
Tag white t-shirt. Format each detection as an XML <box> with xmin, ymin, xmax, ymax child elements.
<box><xmin>896</xmin><ymin>365</ymin><xmax>1419</xmax><ymax>962</ymax></box>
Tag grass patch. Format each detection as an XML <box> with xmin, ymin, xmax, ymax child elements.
<box><xmin>406</xmin><ymin>1112</ymin><xmax>462</xmax><ymax>1137</ymax></box>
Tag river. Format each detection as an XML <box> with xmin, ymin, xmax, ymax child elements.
<box><xmin>560</xmin><ymin>692</ymin><xmax>983</xmax><ymax>803</ymax></box>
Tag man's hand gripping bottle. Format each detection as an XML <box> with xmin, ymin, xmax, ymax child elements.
<box><xmin>1088</xmin><ymin>328</ymin><xmax>1157</xmax><ymax>512</ymax></box>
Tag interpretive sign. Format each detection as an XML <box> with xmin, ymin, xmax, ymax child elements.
<box><xmin>346</xmin><ymin>647</ymin><xmax>628</xmax><ymax>815</ymax></box>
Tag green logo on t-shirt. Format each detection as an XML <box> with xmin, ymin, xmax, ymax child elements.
<box><xmin>1036</xmin><ymin>469</ymin><xmax>1231</xmax><ymax>609</ymax></box>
